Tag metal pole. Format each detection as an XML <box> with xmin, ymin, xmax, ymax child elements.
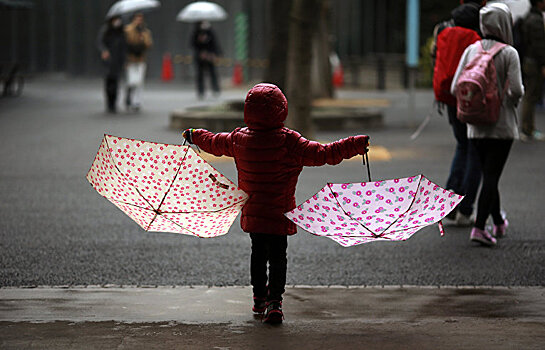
<box><xmin>406</xmin><ymin>0</ymin><xmax>420</xmax><ymax>127</ymax></box>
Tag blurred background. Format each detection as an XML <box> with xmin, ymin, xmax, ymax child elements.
<box><xmin>0</xmin><ymin>0</ymin><xmax>457</xmax><ymax>90</ymax></box>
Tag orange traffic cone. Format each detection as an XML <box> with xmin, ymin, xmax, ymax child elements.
<box><xmin>161</xmin><ymin>52</ymin><xmax>174</xmax><ymax>82</ymax></box>
<box><xmin>232</xmin><ymin>62</ymin><xmax>243</xmax><ymax>86</ymax></box>
<box><xmin>332</xmin><ymin>62</ymin><xmax>344</xmax><ymax>87</ymax></box>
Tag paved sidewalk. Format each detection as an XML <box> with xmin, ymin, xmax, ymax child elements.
<box><xmin>1</xmin><ymin>286</ymin><xmax>544</xmax><ymax>349</ymax></box>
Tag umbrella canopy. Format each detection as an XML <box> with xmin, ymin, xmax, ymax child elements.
<box><xmin>106</xmin><ymin>0</ymin><xmax>160</xmax><ymax>19</ymax></box>
<box><xmin>176</xmin><ymin>1</ymin><xmax>227</xmax><ymax>22</ymax></box>
<box><xmin>87</xmin><ymin>135</ymin><xmax>248</xmax><ymax>238</ymax></box>
<box><xmin>285</xmin><ymin>175</ymin><xmax>464</xmax><ymax>247</ymax></box>
<box><xmin>490</xmin><ymin>0</ymin><xmax>530</xmax><ymax>21</ymax></box>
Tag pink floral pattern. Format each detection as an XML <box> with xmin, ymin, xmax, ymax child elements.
<box><xmin>87</xmin><ymin>135</ymin><xmax>248</xmax><ymax>238</ymax></box>
<box><xmin>285</xmin><ymin>175</ymin><xmax>463</xmax><ymax>247</ymax></box>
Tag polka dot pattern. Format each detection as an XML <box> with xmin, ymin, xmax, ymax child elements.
<box><xmin>285</xmin><ymin>175</ymin><xmax>464</xmax><ymax>247</ymax></box>
<box><xmin>87</xmin><ymin>135</ymin><xmax>249</xmax><ymax>237</ymax></box>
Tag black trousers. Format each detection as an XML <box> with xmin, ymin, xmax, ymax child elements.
<box><xmin>470</xmin><ymin>138</ymin><xmax>513</xmax><ymax>230</ymax></box>
<box><xmin>250</xmin><ymin>233</ymin><xmax>288</xmax><ymax>302</ymax></box>
<box><xmin>104</xmin><ymin>75</ymin><xmax>119</xmax><ymax>111</ymax></box>
<box><xmin>196</xmin><ymin>60</ymin><xmax>219</xmax><ymax>96</ymax></box>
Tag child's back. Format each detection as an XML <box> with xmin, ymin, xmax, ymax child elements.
<box><xmin>190</xmin><ymin>83</ymin><xmax>369</xmax><ymax>236</ymax></box>
<box><xmin>184</xmin><ymin>83</ymin><xmax>368</xmax><ymax>324</ymax></box>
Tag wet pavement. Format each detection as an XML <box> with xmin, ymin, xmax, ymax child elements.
<box><xmin>1</xmin><ymin>77</ymin><xmax>545</xmax><ymax>349</ymax></box>
<box><xmin>1</xmin><ymin>286</ymin><xmax>544</xmax><ymax>349</ymax></box>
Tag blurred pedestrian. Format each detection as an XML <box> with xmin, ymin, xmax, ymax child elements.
<box><xmin>124</xmin><ymin>13</ymin><xmax>153</xmax><ymax>112</ymax></box>
<box><xmin>451</xmin><ymin>3</ymin><xmax>524</xmax><ymax>246</ymax></box>
<box><xmin>520</xmin><ymin>0</ymin><xmax>545</xmax><ymax>141</ymax></box>
<box><xmin>182</xmin><ymin>83</ymin><xmax>369</xmax><ymax>324</ymax></box>
<box><xmin>191</xmin><ymin>21</ymin><xmax>221</xmax><ymax>99</ymax></box>
<box><xmin>97</xmin><ymin>15</ymin><xmax>126</xmax><ymax>114</ymax></box>
<box><xmin>431</xmin><ymin>0</ymin><xmax>486</xmax><ymax>226</ymax></box>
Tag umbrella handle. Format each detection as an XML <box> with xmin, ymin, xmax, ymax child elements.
<box><xmin>362</xmin><ymin>151</ymin><xmax>371</xmax><ymax>182</ymax></box>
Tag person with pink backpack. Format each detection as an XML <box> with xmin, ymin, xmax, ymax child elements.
<box><xmin>451</xmin><ymin>3</ymin><xmax>524</xmax><ymax>246</ymax></box>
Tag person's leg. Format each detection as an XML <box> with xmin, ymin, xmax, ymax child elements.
<box><xmin>267</xmin><ymin>235</ymin><xmax>288</xmax><ymax>302</ymax></box>
<box><xmin>446</xmin><ymin>104</ymin><xmax>468</xmax><ymax>194</ymax></box>
<box><xmin>196</xmin><ymin>60</ymin><xmax>205</xmax><ymax>98</ymax></box>
<box><xmin>209</xmin><ymin>61</ymin><xmax>220</xmax><ymax>94</ymax></box>
<box><xmin>105</xmin><ymin>76</ymin><xmax>117</xmax><ymax>112</ymax></box>
<box><xmin>131</xmin><ymin>63</ymin><xmax>146</xmax><ymax>109</ymax></box>
<box><xmin>487</xmin><ymin>140</ymin><xmax>513</xmax><ymax>225</ymax></box>
<box><xmin>521</xmin><ymin>60</ymin><xmax>542</xmax><ymax>136</ymax></box>
<box><xmin>473</xmin><ymin>139</ymin><xmax>512</xmax><ymax>230</ymax></box>
<box><xmin>457</xmin><ymin>140</ymin><xmax>482</xmax><ymax>217</ymax></box>
<box><xmin>125</xmin><ymin>63</ymin><xmax>136</xmax><ymax>108</ymax></box>
<box><xmin>249</xmin><ymin>233</ymin><xmax>268</xmax><ymax>299</ymax></box>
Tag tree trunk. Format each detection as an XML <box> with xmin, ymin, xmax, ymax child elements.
<box><xmin>264</xmin><ymin>0</ymin><xmax>292</xmax><ymax>91</ymax></box>
<box><xmin>286</xmin><ymin>0</ymin><xmax>322</xmax><ymax>138</ymax></box>
<box><xmin>311</xmin><ymin>0</ymin><xmax>333</xmax><ymax>99</ymax></box>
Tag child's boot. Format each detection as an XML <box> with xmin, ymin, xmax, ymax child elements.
<box><xmin>263</xmin><ymin>300</ymin><xmax>283</xmax><ymax>324</ymax></box>
<box><xmin>252</xmin><ymin>296</ymin><xmax>267</xmax><ymax>314</ymax></box>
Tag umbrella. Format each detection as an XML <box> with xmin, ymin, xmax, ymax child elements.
<box><xmin>285</xmin><ymin>175</ymin><xmax>464</xmax><ymax>247</ymax></box>
<box><xmin>106</xmin><ymin>0</ymin><xmax>160</xmax><ymax>19</ymax></box>
<box><xmin>86</xmin><ymin>135</ymin><xmax>248</xmax><ymax>238</ymax></box>
<box><xmin>176</xmin><ymin>1</ymin><xmax>227</xmax><ymax>22</ymax></box>
<box><xmin>489</xmin><ymin>0</ymin><xmax>530</xmax><ymax>21</ymax></box>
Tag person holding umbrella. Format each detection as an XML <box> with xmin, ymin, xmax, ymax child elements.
<box><xmin>97</xmin><ymin>15</ymin><xmax>126</xmax><ymax>114</ymax></box>
<box><xmin>191</xmin><ymin>20</ymin><xmax>221</xmax><ymax>99</ymax></box>
<box><xmin>124</xmin><ymin>12</ymin><xmax>153</xmax><ymax>112</ymax></box>
<box><xmin>182</xmin><ymin>83</ymin><xmax>369</xmax><ymax>324</ymax></box>
<box><xmin>177</xmin><ymin>1</ymin><xmax>227</xmax><ymax>99</ymax></box>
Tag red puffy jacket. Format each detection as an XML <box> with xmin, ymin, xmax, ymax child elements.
<box><xmin>191</xmin><ymin>83</ymin><xmax>369</xmax><ymax>235</ymax></box>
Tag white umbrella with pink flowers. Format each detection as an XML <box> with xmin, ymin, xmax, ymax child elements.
<box><xmin>87</xmin><ymin>134</ymin><xmax>248</xmax><ymax>238</ymax></box>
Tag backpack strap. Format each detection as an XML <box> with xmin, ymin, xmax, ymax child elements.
<box><xmin>481</xmin><ymin>41</ymin><xmax>507</xmax><ymax>56</ymax></box>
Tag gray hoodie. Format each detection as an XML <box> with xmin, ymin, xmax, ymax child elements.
<box><xmin>451</xmin><ymin>3</ymin><xmax>524</xmax><ymax>140</ymax></box>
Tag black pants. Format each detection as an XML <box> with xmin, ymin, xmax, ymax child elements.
<box><xmin>470</xmin><ymin>138</ymin><xmax>513</xmax><ymax>230</ymax></box>
<box><xmin>446</xmin><ymin>105</ymin><xmax>481</xmax><ymax>216</ymax></box>
<box><xmin>250</xmin><ymin>233</ymin><xmax>288</xmax><ymax>302</ymax></box>
<box><xmin>104</xmin><ymin>75</ymin><xmax>119</xmax><ymax>111</ymax></box>
<box><xmin>196</xmin><ymin>60</ymin><xmax>219</xmax><ymax>96</ymax></box>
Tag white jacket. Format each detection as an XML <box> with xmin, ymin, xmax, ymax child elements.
<box><xmin>451</xmin><ymin>3</ymin><xmax>524</xmax><ymax>140</ymax></box>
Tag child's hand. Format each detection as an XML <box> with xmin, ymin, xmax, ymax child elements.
<box><xmin>355</xmin><ymin>135</ymin><xmax>370</xmax><ymax>154</ymax></box>
<box><xmin>182</xmin><ymin>129</ymin><xmax>194</xmax><ymax>144</ymax></box>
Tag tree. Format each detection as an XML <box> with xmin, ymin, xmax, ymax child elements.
<box><xmin>285</xmin><ymin>0</ymin><xmax>324</xmax><ymax>137</ymax></box>
<box><xmin>263</xmin><ymin>0</ymin><xmax>291</xmax><ymax>91</ymax></box>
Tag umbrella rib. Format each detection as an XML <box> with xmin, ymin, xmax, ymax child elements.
<box><xmin>160</xmin><ymin>197</ymin><xmax>246</xmax><ymax>214</ymax></box>
<box><xmin>145</xmin><ymin>213</ymin><xmax>158</xmax><ymax>231</ymax></box>
<box><xmin>156</xmin><ymin>147</ymin><xmax>190</xmax><ymax>214</ymax></box>
<box><xmin>157</xmin><ymin>213</ymin><xmax>200</xmax><ymax>237</ymax></box>
<box><xmin>324</xmin><ymin>223</ymin><xmax>433</xmax><ymax>238</ymax></box>
<box><xmin>109</xmin><ymin>198</ymin><xmax>155</xmax><ymax>212</ymax></box>
<box><xmin>373</xmin><ymin>174</ymin><xmax>424</xmax><ymax>237</ymax></box>
<box><xmin>105</xmin><ymin>136</ymin><xmax>158</xmax><ymax>211</ymax></box>
<box><xmin>326</xmin><ymin>184</ymin><xmax>377</xmax><ymax>237</ymax></box>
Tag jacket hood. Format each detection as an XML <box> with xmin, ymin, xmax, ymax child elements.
<box><xmin>452</xmin><ymin>3</ymin><xmax>480</xmax><ymax>32</ymax></box>
<box><xmin>244</xmin><ymin>83</ymin><xmax>287</xmax><ymax>130</ymax></box>
<box><xmin>480</xmin><ymin>3</ymin><xmax>513</xmax><ymax>45</ymax></box>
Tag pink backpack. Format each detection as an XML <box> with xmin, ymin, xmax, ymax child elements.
<box><xmin>455</xmin><ymin>41</ymin><xmax>507</xmax><ymax>125</ymax></box>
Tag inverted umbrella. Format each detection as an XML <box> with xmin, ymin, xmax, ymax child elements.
<box><xmin>87</xmin><ymin>135</ymin><xmax>248</xmax><ymax>238</ymax></box>
<box><xmin>176</xmin><ymin>1</ymin><xmax>227</xmax><ymax>22</ymax></box>
<box><xmin>285</xmin><ymin>175</ymin><xmax>464</xmax><ymax>247</ymax></box>
<box><xmin>106</xmin><ymin>0</ymin><xmax>160</xmax><ymax>19</ymax></box>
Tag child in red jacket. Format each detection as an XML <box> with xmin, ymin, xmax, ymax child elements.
<box><xmin>183</xmin><ymin>83</ymin><xmax>369</xmax><ymax>324</ymax></box>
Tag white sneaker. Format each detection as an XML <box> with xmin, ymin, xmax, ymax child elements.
<box><xmin>455</xmin><ymin>212</ymin><xmax>474</xmax><ymax>227</ymax></box>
